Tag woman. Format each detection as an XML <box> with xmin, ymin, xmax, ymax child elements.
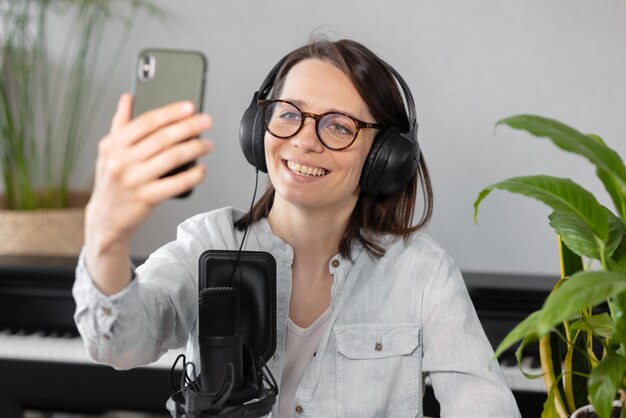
<box><xmin>74</xmin><ymin>39</ymin><xmax>520</xmax><ymax>417</ymax></box>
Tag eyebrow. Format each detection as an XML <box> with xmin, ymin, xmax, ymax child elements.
<box><xmin>283</xmin><ymin>98</ymin><xmax>362</xmax><ymax>120</ymax></box>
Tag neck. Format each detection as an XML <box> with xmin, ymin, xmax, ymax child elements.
<box><xmin>267</xmin><ymin>197</ymin><xmax>355</xmax><ymax>264</ymax></box>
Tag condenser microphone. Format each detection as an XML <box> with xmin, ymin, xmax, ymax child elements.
<box><xmin>198</xmin><ymin>286</ymin><xmax>243</xmax><ymax>394</ymax></box>
<box><xmin>166</xmin><ymin>249</ymin><xmax>278</xmax><ymax>418</ymax></box>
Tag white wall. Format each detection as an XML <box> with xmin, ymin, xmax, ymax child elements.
<box><xmin>52</xmin><ymin>0</ymin><xmax>626</xmax><ymax>275</ymax></box>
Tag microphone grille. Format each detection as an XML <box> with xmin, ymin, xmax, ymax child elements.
<box><xmin>199</xmin><ymin>287</ymin><xmax>240</xmax><ymax>336</ymax></box>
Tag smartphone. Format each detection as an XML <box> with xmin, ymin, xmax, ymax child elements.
<box><xmin>131</xmin><ymin>48</ymin><xmax>207</xmax><ymax>198</ymax></box>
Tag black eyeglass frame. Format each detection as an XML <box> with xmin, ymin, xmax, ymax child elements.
<box><xmin>257</xmin><ymin>99</ymin><xmax>384</xmax><ymax>151</ymax></box>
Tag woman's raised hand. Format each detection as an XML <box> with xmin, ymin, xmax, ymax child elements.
<box><xmin>84</xmin><ymin>93</ymin><xmax>213</xmax><ymax>294</ymax></box>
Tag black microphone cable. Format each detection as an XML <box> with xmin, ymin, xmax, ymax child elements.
<box><xmin>227</xmin><ymin>167</ymin><xmax>260</xmax><ymax>288</ymax></box>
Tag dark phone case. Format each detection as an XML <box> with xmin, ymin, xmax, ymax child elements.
<box><xmin>131</xmin><ymin>49</ymin><xmax>207</xmax><ymax>198</ymax></box>
<box><xmin>198</xmin><ymin>250</ymin><xmax>277</xmax><ymax>363</ymax></box>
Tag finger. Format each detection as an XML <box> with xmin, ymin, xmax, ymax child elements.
<box><xmin>137</xmin><ymin>164</ymin><xmax>207</xmax><ymax>204</ymax></box>
<box><xmin>115</xmin><ymin>101</ymin><xmax>196</xmax><ymax>147</ymax></box>
<box><xmin>110</xmin><ymin>93</ymin><xmax>133</xmax><ymax>133</ymax></box>
<box><xmin>126</xmin><ymin>113</ymin><xmax>212</xmax><ymax>163</ymax></box>
<box><xmin>123</xmin><ymin>139</ymin><xmax>212</xmax><ymax>187</ymax></box>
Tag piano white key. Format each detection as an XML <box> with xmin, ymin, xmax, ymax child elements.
<box><xmin>500</xmin><ymin>355</ymin><xmax>546</xmax><ymax>393</ymax></box>
<box><xmin>0</xmin><ymin>331</ymin><xmax>185</xmax><ymax>369</ymax></box>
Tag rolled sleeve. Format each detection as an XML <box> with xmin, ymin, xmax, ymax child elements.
<box><xmin>73</xmin><ymin>249</ymin><xmax>146</xmax><ymax>368</ymax></box>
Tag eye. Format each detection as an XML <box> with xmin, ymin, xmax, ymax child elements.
<box><xmin>323</xmin><ymin>114</ymin><xmax>355</xmax><ymax>137</ymax></box>
<box><xmin>329</xmin><ymin>123</ymin><xmax>352</xmax><ymax>135</ymax></box>
<box><xmin>278</xmin><ymin>110</ymin><xmax>301</xmax><ymax>121</ymax></box>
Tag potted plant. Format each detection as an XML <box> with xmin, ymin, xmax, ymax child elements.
<box><xmin>474</xmin><ymin>115</ymin><xmax>626</xmax><ymax>418</ymax></box>
<box><xmin>0</xmin><ymin>0</ymin><xmax>161</xmax><ymax>255</ymax></box>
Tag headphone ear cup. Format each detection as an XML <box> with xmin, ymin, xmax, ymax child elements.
<box><xmin>239</xmin><ymin>104</ymin><xmax>268</xmax><ymax>172</ymax></box>
<box><xmin>251</xmin><ymin>108</ymin><xmax>267</xmax><ymax>172</ymax></box>
<box><xmin>360</xmin><ymin>128</ymin><xmax>418</xmax><ymax>197</ymax></box>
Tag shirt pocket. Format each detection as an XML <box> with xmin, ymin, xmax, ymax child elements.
<box><xmin>334</xmin><ymin>323</ymin><xmax>422</xmax><ymax>418</ymax></box>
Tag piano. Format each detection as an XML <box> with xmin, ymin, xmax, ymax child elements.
<box><xmin>0</xmin><ymin>256</ymin><xmax>552</xmax><ymax>418</ymax></box>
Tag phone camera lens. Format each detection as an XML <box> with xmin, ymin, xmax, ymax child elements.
<box><xmin>138</xmin><ymin>54</ymin><xmax>155</xmax><ymax>82</ymax></box>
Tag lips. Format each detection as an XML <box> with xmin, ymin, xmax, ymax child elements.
<box><xmin>285</xmin><ymin>160</ymin><xmax>328</xmax><ymax>177</ymax></box>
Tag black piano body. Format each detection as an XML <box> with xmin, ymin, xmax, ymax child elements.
<box><xmin>0</xmin><ymin>256</ymin><xmax>552</xmax><ymax>417</ymax></box>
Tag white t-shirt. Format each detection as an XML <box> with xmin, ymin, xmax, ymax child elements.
<box><xmin>277</xmin><ymin>307</ymin><xmax>332</xmax><ymax>417</ymax></box>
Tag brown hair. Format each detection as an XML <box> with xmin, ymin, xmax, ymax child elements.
<box><xmin>236</xmin><ymin>39</ymin><xmax>433</xmax><ymax>259</ymax></box>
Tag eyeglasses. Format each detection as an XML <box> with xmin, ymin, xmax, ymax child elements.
<box><xmin>258</xmin><ymin>99</ymin><xmax>384</xmax><ymax>151</ymax></box>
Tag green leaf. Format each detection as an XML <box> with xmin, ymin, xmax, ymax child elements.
<box><xmin>611</xmin><ymin>290</ymin><xmax>626</xmax><ymax>346</ymax></box>
<box><xmin>514</xmin><ymin>334</ymin><xmax>544</xmax><ymax>379</ymax></box>
<box><xmin>569</xmin><ymin>313</ymin><xmax>613</xmax><ymax>338</ymax></box>
<box><xmin>540</xmin><ymin>271</ymin><xmax>626</xmax><ymax>331</ymax></box>
<box><xmin>550</xmin><ymin>209</ymin><xmax>623</xmax><ymax>260</ymax></box>
<box><xmin>559</xmin><ymin>236</ymin><xmax>584</xmax><ymax>277</ymax></box>
<box><xmin>588</xmin><ymin>134</ymin><xmax>626</xmax><ymax>219</ymax></box>
<box><xmin>498</xmin><ymin>273</ymin><xmax>626</xmax><ymax>365</ymax></box>
<box><xmin>588</xmin><ymin>353</ymin><xmax>626</xmax><ymax>418</ymax></box>
<box><xmin>540</xmin><ymin>325</ymin><xmax>568</xmax><ymax>413</ymax></box>
<box><xmin>608</xmin><ymin>229</ymin><xmax>626</xmax><ymax>272</ymax></box>
<box><xmin>565</xmin><ymin>330</ymin><xmax>591</xmax><ymax>410</ymax></box>
<box><xmin>541</xmin><ymin>386</ymin><xmax>559</xmax><ymax>418</ymax></box>
<box><xmin>495</xmin><ymin>310</ymin><xmax>543</xmax><ymax>357</ymax></box>
<box><xmin>474</xmin><ymin>175</ymin><xmax>611</xmax><ymax>249</ymax></box>
<box><xmin>496</xmin><ymin>116</ymin><xmax>626</xmax><ymax>215</ymax></box>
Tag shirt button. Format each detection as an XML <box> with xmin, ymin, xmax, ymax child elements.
<box><xmin>295</xmin><ymin>405</ymin><xmax>304</xmax><ymax>414</ymax></box>
<box><xmin>331</xmin><ymin>259</ymin><xmax>340</xmax><ymax>268</ymax></box>
<box><xmin>102</xmin><ymin>334</ymin><xmax>111</xmax><ymax>341</ymax></box>
<box><xmin>102</xmin><ymin>307</ymin><xmax>112</xmax><ymax>316</ymax></box>
<box><xmin>375</xmin><ymin>342</ymin><xmax>383</xmax><ymax>351</ymax></box>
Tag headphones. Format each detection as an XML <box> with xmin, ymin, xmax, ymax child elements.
<box><xmin>239</xmin><ymin>54</ymin><xmax>420</xmax><ymax>197</ymax></box>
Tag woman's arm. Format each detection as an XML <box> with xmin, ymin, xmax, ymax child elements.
<box><xmin>421</xmin><ymin>252</ymin><xmax>521</xmax><ymax>418</ymax></box>
<box><xmin>84</xmin><ymin>93</ymin><xmax>212</xmax><ymax>295</ymax></box>
<box><xmin>73</xmin><ymin>93</ymin><xmax>212</xmax><ymax>368</ymax></box>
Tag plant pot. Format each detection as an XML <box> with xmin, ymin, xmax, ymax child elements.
<box><xmin>0</xmin><ymin>192</ymin><xmax>90</xmax><ymax>257</ymax></box>
<box><xmin>571</xmin><ymin>401</ymin><xmax>623</xmax><ymax>418</ymax></box>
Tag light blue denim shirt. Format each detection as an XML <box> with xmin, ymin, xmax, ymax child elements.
<box><xmin>73</xmin><ymin>207</ymin><xmax>521</xmax><ymax>417</ymax></box>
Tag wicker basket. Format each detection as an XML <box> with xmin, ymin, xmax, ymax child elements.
<box><xmin>0</xmin><ymin>192</ymin><xmax>90</xmax><ymax>256</ymax></box>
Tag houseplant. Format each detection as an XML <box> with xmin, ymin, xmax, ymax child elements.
<box><xmin>473</xmin><ymin>115</ymin><xmax>626</xmax><ymax>418</ymax></box>
<box><xmin>0</xmin><ymin>0</ymin><xmax>162</xmax><ymax>255</ymax></box>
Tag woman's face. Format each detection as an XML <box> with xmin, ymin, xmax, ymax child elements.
<box><xmin>264</xmin><ymin>58</ymin><xmax>377</xmax><ymax>215</ymax></box>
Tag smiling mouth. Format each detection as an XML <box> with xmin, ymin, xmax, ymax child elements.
<box><xmin>285</xmin><ymin>160</ymin><xmax>328</xmax><ymax>177</ymax></box>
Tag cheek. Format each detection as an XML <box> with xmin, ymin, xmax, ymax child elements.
<box><xmin>264</xmin><ymin>136</ymin><xmax>280</xmax><ymax>167</ymax></box>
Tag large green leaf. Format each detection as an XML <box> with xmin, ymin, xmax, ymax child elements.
<box><xmin>588</xmin><ymin>134</ymin><xmax>626</xmax><ymax>219</ymax></box>
<box><xmin>588</xmin><ymin>353</ymin><xmax>626</xmax><ymax>418</ymax></box>
<box><xmin>540</xmin><ymin>271</ymin><xmax>626</xmax><ymax>332</ymax></box>
<box><xmin>496</xmin><ymin>272</ymin><xmax>626</xmax><ymax>355</ymax></box>
<box><xmin>474</xmin><ymin>175</ymin><xmax>611</xmax><ymax>247</ymax></box>
<box><xmin>549</xmin><ymin>209</ymin><xmax>623</xmax><ymax>260</ymax></box>
<box><xmin>496</xmin><ymin>116</ymin><xmax>626</xmax><ymax>219</ymax></box>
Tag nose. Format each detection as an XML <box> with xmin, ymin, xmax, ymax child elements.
<box><xmin>291</xmin><ymin>115</ymin><xmax>324</xmax><ymax>152</ymax></box>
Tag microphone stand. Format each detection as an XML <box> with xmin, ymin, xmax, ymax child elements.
<box><xmin>166</xmin><ymin>347</ymin><xmax>277</xmax><ymax>418</ymax></box>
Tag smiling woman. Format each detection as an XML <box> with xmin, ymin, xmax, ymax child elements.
<box><xmin>73</xmin><ymin>38</ymin><xmax>521</xmax><ymax>417</ymax></box>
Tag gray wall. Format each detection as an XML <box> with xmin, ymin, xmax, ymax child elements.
<box><xmin>53</xmin><ymin>1</ymin><xmax>626</xmax><ymax>275</ymax></box>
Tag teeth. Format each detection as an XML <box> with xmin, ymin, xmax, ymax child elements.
<box><xmin>286</xmin><ymin>160</ymin><xmax>327</xmax><ymax>177</ymax></box>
